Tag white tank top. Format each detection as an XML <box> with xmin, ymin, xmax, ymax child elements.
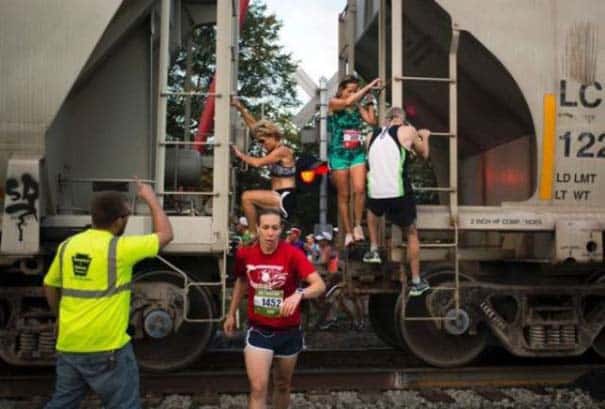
<box><xmin>367</xmin><ymin>127</ymin><xmax>407</xmax><ymax>199</ymax></box>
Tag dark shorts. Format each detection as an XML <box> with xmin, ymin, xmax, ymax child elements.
<box><xmin>367</xmin><ymin>195</ymin><xmax>417</xmax><ymax>228</ymax></box>
<box><xmin>245</xmin><ymin>326</ymin><xmax>304</xmax><ymax>357</ymax></box>
<box><xmin>275</xmin><ymin>188</ymin><xmax>296</xmax><ymax>219</ymax></box>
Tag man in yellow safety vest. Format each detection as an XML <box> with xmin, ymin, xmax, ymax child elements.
<box><xmin>43</xmin><ymin>180</ymin><xmax>173</xmax><ymax>409</ymax></box>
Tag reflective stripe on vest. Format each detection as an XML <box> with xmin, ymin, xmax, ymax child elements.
<box><xmin>58</xmin><ymin>239</ymin><xmax>70</xmax><ymax>281</ymax></box>
<box><xmin>59</xmin><ymin>236</ymin><xmax>131</xmax><ymax>298</ymax></box>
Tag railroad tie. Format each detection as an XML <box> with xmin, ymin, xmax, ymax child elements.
<box><xmin>417</xmin><ymin>389</ymin><xmax>456</xmax><ymax>403</ymax></box>
<box><xmin>474</xmin><ymin>387</ymin><xmax>512</xmax><ymax>402</ymax></box>
<box><xmin>523</xmin><ymin>386</ymin><xmax>550</xmax><ymax>396</ymax></box>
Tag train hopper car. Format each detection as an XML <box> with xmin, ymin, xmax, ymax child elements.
<box><xmin>0</xmin><ymin>0</ymin><xmax>604</xmax><ymax>372</ymax></box>
<box><xmin>341</xmin><ymin>0</ymin><xmax>605</xmax><ymax>366</ymax></box>
<box><xmin>0</xmin><ymin>0</ymin><xmax>239</xmax><ymax>371</ymax></box>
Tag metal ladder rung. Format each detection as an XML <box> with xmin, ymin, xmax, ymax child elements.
<box><xmin>400</xmin><ymin>242</ymin><xmax>457</xmax><ymax>248</ymax></box>
<box><xmin>187</xmin><ymin>282</ymin><xmax>223</xmax><ymax>287</ymax></box>
<box><xmin>159</xmin><ymin>141</ymin><xmax>220</xmax><ymax>146</ymax></box>
<box><xmin>59</xmin><ymin>177</ymin><xmax>156</xmax><ymax>185</ymax></box>
<box><xmin>180</xmin><ymin>318</ymin><xmax>223</xmax><ymax>323</ymax></box>
<box><xmin>431</xmin><ymin>286</ymin><xmax>457</xmax><ymax>291</ymax></box>
<box><xmin>404</xmin><ymin>317</ymin><xmax>457</xmax><ymax>321</ymax></box>
<box><xmin>158</xmin><ymin>191</ymin><xmax>219</xmax><ymax>197</ymax></box>
<box><xmin>413</xmin><ymin>186</ymin><xmax>456</xmax><ymax>192</ymax></box>
<box><xmin>395</xmin><ymin>75</ymin><xmax>455</xmax><ymax>83</ymax></box>
<box><xmin>160</xmin><ymin>91</ymin><xmax>222</xmax><ymax>97</ymax></box>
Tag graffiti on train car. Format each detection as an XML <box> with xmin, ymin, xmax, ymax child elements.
<box><xmin>4</xmin><ymin>173</ymin><xmax>39</xmax><ymax>241</ymax></box>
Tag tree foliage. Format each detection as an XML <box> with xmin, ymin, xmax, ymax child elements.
<box><xmin>163</xmin><ymin>1</ymin><xmax>437</xmax><ymax>232</ymax></box>
<box><xmin>166</xmin><ymin>1</ymin><xmax>307</xmax><ymax>225</ymax></box>
<box><xmin>167</xmin><ymin>1</ymin><xmax>300</xmax><ymax>142</ymax></box>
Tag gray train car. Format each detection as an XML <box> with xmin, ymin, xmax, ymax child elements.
<box><xmin>344</xmin><ymin>0</ymin><xmax>605</xmax><ymax>366</ymax></box>
<box><xmin>0</xmin><ymin>0</ymin><xmax>604</xmax><ymax>372</ymax></box>
<box><xmin>0</xmin><ymin>0</ymin><xmax>238</xmax><ymax>371</ymax></box>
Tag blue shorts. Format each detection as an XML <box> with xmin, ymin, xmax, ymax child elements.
<box><xmin>245</xmin><ymin>326</ymin><xmax>304</xmax><ymax>358</ymax></box>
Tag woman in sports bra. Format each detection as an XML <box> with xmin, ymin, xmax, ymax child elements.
<box><xmin>328</xmin><ymin>75</ymin><xmax>380</xmax><ymax>246</ymax></box>
<box><xmin>231</xmin><ymin>99</ymin><xmax>296</xmax><ymax>236</ymax></box>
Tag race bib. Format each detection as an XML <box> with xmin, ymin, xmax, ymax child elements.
<box><xmin>254</xmin><ymin>289</ymin><xmax>284</xmax><ymax>317</ymax></box>
<box><xmin>342</xmin><ymin>129</ymin><xmax>361</xmax><ymax>149</ymax></box>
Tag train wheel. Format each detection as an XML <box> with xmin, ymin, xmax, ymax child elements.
<box><xmin>131</xmin><ymin>270</ymin><xmax>215</xmax><ymax>371</ymax></box>
<box><xmin>398</xmin><ymin>270</ymin><xmax>488</xmax><ymax>367</ymax></box>
<box><xmin>368</xmin><ymin>293</ymin><xmax>405</xmax><ymax>349</ymax></box>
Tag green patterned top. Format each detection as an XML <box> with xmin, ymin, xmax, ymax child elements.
<box><xmin>327</xmin><ymin>107</ymin><xmax>363</xmax><ymax>154</ymax></box>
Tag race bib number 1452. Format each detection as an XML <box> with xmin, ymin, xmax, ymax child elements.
<box><xmin>254</xmin><ymin>289</ymin><xmax>284</xmax><ymax>317</ymax></box>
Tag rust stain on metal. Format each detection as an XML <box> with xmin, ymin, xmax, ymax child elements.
<box><xmin>564</xmin><ymin>22</ymin><xmax>599</xmax><ymax>84</ymax></box>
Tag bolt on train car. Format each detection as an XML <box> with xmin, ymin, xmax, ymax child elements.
<box><xmin>0</xmin><ymin>0</ymin><xmax>604</xmax><ymax>371</ymax></box>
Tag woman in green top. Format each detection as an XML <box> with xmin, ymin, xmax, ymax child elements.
<box><xmin>328</xmin><ymin>75</ymin><xmax>380</xmax><ymax>247</ymax></box>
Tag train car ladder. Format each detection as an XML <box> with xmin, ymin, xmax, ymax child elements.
<box><xmin>152</xmin><ymin>0</ymin><xmax>236</xmax><ymax>324</ymax></box>
<box><xmin>394</xmin><ymin>23</ymin><xmax>462</xmax><ymax>321</ymax></box>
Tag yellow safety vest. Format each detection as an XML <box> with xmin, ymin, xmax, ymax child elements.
<box><xmin>44</xmin><ymin>229</ymin><xmax>159</xmax><ymax>352</ymax></box>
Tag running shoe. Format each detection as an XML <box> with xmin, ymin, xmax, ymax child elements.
<box><xmin>362</xmin><ymin>249</ymin><xmax>382</xmax><ymax>264</ymax></box>
<box><xmin>409</xmin><ymin>278</ymin><xmax>431</xmax><ymax>297</ymax></box>
<box><xmin>344</xmin><ymin>233</ymin><xmax>354</xmax><ymax>247</ymax></box>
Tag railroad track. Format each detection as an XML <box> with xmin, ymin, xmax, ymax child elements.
<box><xmin>0</xmin><ymin>350</ymin><xmax>602</xmax><ymax>399</ymax></box>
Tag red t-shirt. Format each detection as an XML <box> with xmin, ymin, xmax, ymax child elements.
<box><xmin>235</xmin><ymin>241</ymin><xmax>315</xmax><ymax>329</ymax></box>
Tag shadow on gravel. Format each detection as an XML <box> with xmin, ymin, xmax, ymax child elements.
<box><xmin>571</xmin><ymin>369</ymin><xmax>605</xmax><ymax>401</ymax></box>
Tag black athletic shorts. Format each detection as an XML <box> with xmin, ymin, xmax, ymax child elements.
<box><xmin>367</xmin><ymin>195</ymin><xmax>417</xmax><ymax>228</ymax></box>
<box><xmin>245</xmin><ymin>326</ymin><xmax>304</xmax><ymax>357</ymax></box>
<box><xmin>275</xmin><ymin>188</ymin><xmax>296</xmax><ymax>219</ymax></box>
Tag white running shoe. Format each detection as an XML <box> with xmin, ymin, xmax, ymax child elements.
<box><xmin>409</xmin><ymin>279</ymin><xmax>431</xmax><ymax>297</ymax></box>
<box><xmin>362</xmin><ymin>249</ymin><xmax>382</xmax><ymax>264</ymax></box>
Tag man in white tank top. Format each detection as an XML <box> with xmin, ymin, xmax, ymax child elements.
<box><xmin>363</xmin><ymin>107</ymin><xmax>431</xmax><ymax>296</ymax></box>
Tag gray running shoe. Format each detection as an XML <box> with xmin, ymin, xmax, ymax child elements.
<box><xmin>362</xmin><ymin>249</ymin><xmax>382</xmax><ymax>263</ymax></box>
<box><xmin>409</xmin><ymin>279</ymin><xmax>430</xmax><ymax>297</ymax></box>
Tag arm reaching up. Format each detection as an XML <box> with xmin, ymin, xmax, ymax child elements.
<box><xmin>329</xmin><ymin>78</ymin><xmax>381</xmax><ymax>112</ymax></box>
<box><xmin>135</xmin><ymin>179</ymin><xmax>174</xmax><ymax>248</ymax></box>
<box><xmin>231</xmin><ymin>97</ymin><xmax>258</xmax><ymax>132</ymax></box>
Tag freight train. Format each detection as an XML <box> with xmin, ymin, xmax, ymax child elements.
<box><xmin>0</xmin><ymin>0</ymin><xmax>604</xmax><ymax>371</ymax></box>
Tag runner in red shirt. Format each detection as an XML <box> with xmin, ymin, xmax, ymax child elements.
<box><xmin>224</xmin><ymin>208</ymin><xmax>325</xmax><ymax>409</ymax></box>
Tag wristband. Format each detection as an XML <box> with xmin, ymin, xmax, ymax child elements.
<box><xmin>296</xmin><ymin>288</ymin><xmax>305</xmax><ymax>299</ymax></box>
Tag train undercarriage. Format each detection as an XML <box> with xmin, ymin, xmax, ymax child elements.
<box><xmin>3</xmin><ymin>250</ymin><xmax>605</xmax><ymax>371</ymax></box>
<box><xmin>1</xmin><ymin>0</ymin><xmax>604</xmax><ymax>374</ymax></box>
<box><xmin>362</xmin><ymin>261</ymin><xmax>605</xmax><ymax>367</ymax></box>
<box><xmin>0</xmin><ymin>255</ymin><xmax>220</xmax><ymax>372</ymax></box>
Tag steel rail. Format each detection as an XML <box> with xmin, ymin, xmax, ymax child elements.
<box><xmin>0</xmin><ymin>364</ymin><xmax>599</xmax><ymax>398</ymax></box>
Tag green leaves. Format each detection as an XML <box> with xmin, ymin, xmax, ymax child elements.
<box><xmin>167</xmin><ymin>1</ymin><xmax>300</xmax><ymax>142</ymax></box>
